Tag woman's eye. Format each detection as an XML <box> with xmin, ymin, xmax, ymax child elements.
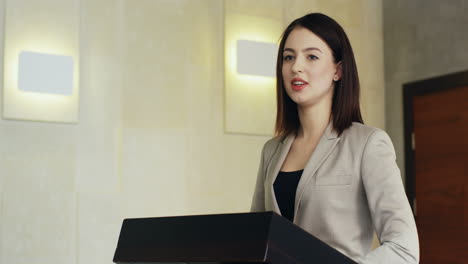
<box><xmin>283</xmin><ymin>55</ymin><xmax>294</xmax><ymax>61</ymax></box>
<box><xmin>308</xmin><ymin>55</ymin><xmax>318</xmax><ymax>60</ymax></box>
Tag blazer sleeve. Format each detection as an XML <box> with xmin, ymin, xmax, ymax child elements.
<box><xmin>359</xmin><ymin>130</ymin><xmax>420</xmax><ymax>264</ymax></box>
<box><xmin>250</xmin><ymin>142</ymin><xmax>268</xmax><ymax>212</ymax></box>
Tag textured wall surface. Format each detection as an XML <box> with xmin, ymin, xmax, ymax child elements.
<box><xmin>0</xmin><ymin>0</ymin><xmax>124</xmax><ymax>263</ymax></box>
<box><xmin>0</xmin><ymin>0</ymin><xmax>384</xmax><ymax>263</ymax></box>
<box><xmin>384</xmin><ymin>0</ymin><xmax>468</xmax><ymax>178</ymax></box>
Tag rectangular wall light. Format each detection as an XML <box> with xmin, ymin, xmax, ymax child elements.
<box><xmin>224</xmin><ymin>13</ymin><xmax>282</xmax><ymax>136</ymax></box>
<box><xmin>18</xmin><ymin>51</ymin><xmax>74</xmax><ymax>96</ymax></box>
<box><xmin>2</xmin><ymin>0</ymin><xmax>80</xmax><ymax>123</ymax></box>
<box><xmin>236</xmin><ymin>40</ymin><xmax>277</xmax><ymax>77</ymax></box>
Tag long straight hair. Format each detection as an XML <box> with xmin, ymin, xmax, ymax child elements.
<box><xmin>275</xmin><ymin>13</ymin><xmax>363</xmax><ymax>137</ymax></box>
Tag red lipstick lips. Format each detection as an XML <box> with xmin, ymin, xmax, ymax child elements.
<box><xmin>291</xmin><ymin>77</ymin><xmax>308</xmax><ymax>91</ymax></box>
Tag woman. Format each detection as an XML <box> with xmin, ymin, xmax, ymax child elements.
<box><xmin>251</xmin><ymin>13</ymin><xmax>419</xmax><ymax>263</ymax></box>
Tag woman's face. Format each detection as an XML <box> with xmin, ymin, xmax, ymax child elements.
<box><xmin>282</xmin><ymin>27</ymin><xmax>341</xmax><ymax>107</ymax></box>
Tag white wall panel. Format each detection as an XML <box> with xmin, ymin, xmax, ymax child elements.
<box><xmin>77</xmin><ymin>193</ymin><xmax>122</xmax><ymax>264</ymax></box>
<box><xmin>0</xmin><ymin>192</ymin><xmax>76</xmax><ymax>264</ymax></box>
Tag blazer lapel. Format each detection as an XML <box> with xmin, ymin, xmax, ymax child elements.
<box><xmin>294</xmin><ymin>123</ymin><xmax>340</xmax><ymax>220</ymax></box>
<box><xmin>267</xmin><ymin>134</ymin><xmax>294</xmax><ymax>215</ymax></box>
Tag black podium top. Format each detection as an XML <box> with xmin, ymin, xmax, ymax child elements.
<box><xmin>113</xmin><ymin>211</ymin><xmax>356</xmax><ymax>264</ymax></box>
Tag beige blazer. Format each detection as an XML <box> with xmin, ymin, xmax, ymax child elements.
<box><xmin>251</xmin><ymin>122</ymin><xmax>419</xmax><ymax>263</ymax></box>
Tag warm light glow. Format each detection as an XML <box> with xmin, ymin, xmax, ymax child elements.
<box><xmin>3</xmin><ymin>0</ymin><xmax>80</xmax><ymax>123</ymax></box>
<box><xmin>224</xmin><ymin>13</ymin><xmax>282</xmax><ymax>135</ymax></box>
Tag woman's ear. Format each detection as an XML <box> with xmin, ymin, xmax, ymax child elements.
<box><xmin>333</xmin><ymin>61</ymin><xmax>342</xmax><ymax>81</ymax></box>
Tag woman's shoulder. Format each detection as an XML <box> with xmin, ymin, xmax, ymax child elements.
<box><xmin>262</xmin><ymin>135</ymin><xmax>283</xmax><ymax>153</ymax></box>
<box><xmin>342</xmin><ymin>122</ymin><xmax>392</xmax><ymax>144</ymax></box>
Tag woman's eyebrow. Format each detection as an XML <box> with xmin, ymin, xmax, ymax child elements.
<box><xmin>303</xmin><ymin>47</ymin><xmax>322</xmax><ymax>53</ymax></box>
<box><xmin>283</xmin><ymin>47</ymin><xmax>323</xmax><ymax>53</ymax></box>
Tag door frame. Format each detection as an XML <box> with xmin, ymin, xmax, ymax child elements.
<box><xmin>402</xmin><ymin>69</ymin><xmax>468</xmax><ymax>215</ymax></box>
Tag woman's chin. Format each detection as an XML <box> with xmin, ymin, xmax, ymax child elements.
<box><xmin>291</xmin><ymin>95</ymin><xmax>310</xmax><ymax>105</ymax></box>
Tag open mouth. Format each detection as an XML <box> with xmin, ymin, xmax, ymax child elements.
<box><xmin>291</xmin><ymin>78</ymin><xmax>308</xmax><ymax>91</ymax></box>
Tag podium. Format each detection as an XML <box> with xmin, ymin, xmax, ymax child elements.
<box><xmin>113</xmin><ymin>211</ymin><xmax>357</xmax><ymax>264</ymax></box>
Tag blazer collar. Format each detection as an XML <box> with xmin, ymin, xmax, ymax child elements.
<box><xmin>268</xmin><ymin>122</ymin><xmax>340</xmax><ymax>217</ymax></box>
<box><xmin>268</xmin><ymin>133</ymin><xmax>295</xmax><ymax>214</ymax></box>
<box><xmin>294</xmin><ymin>122</ymin><xmax>340</xmax><ymax>221</ymax></box>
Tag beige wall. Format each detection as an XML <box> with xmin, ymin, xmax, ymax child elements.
<box><xmin>0</xmin><ymin>0</ymin><xmax>384</xmax><ymax>263</ymax></box>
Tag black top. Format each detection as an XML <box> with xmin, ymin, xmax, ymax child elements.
<box><xmin>273</xmin><ymin>170</ymin><xmax>303</xmax><ymax>222</ymax></box>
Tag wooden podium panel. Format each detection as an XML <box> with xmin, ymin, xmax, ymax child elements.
<box><xmin>113</xmin><ymin>212</ymin><xmax>356</xmax><ymax>264</ymax></box>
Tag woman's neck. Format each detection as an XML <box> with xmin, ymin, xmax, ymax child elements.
<box><xmin>296</xmin><ymin>99</ymin><xmax>332</xmax><ymax>141</ymax></box>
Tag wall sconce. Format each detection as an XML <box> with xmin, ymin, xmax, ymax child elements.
<box><xmin>18</xmin><ymin>51</ymin><xmax>74</xmax><ymax>96</ymax></box>
<box><xmin>236</xmin><ymin>40</ymin><xmax>277</xmax><ymax>78</ymax></box>
<box><xmin>224</xmin><ymin>13</ymin><xmax>282</xmax><ymax>136</ymax></box>
<box><xmin>2</xmin><ymin>0</ymin><xmax>80</xmax><ymax>123</ymax></box>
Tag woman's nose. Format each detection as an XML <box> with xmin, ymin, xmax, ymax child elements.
<box><xmin>291</xmin><ymin>58</ymin><xmax>304</xmax><ymax>73</ymax></box>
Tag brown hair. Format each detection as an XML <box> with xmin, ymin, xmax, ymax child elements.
<box><xmin>275</xmin><ymin>13</ymin><xmax>363</xmax><ymax>137</ymax></box>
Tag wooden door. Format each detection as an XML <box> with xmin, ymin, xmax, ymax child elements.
<box><xmin>403</xmin><ymin>71</ymin><xmax>468</xmax><ymax>264</ymax></box>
